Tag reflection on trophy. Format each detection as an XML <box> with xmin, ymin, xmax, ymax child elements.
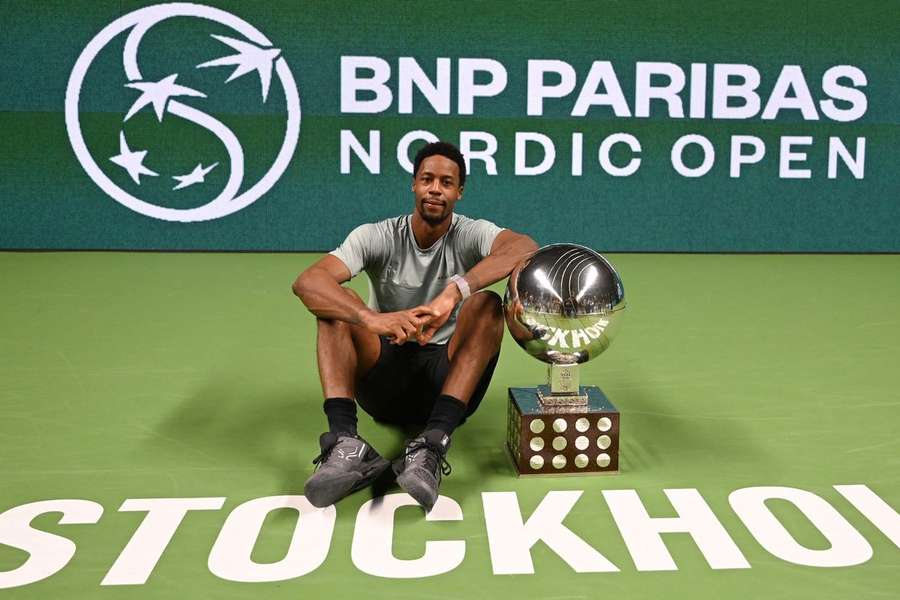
<box><xmin>504</xmin><ymin>244</ymin><xmax>626</xmax><ymax>475</ymax></box>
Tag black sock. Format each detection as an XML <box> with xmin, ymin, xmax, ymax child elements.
<box><xmin>425</xmin><ymin>394</ymin><xmax>468</xmax><ymax>436</ymax></box>
<box><xmin>323</xmin><ymin>397</ymin><xmax>357</xmax><ymax>435</ymax></box>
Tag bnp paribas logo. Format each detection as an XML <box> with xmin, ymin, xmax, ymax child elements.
<box><xmin>65</xmin><ymin>3</ymin><xmax>301</xmax><ymax>222</ymax></box>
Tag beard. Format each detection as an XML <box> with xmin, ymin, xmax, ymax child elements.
<box><xmin>417</xmin><ymin>201</ymin><xmax>451</xmax><ymax>225</ymax></box>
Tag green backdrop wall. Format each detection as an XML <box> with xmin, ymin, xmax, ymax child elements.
<box><xmin>0</xmin><ymin>0</ymin><xmax>897</xmax><ymax>252</ymax></box>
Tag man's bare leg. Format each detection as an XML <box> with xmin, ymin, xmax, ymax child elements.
<box><xmin>305</xmin><ymin>288</ymin><xmax>387</xmax><ymax>508</ymax></box>
<box><xmin>315</xmin><ymin>287</ymin><xmax>381</xmax><ymax>400</ymax></box>
<box><xmin>442</xmin><ymin>290</ymin><xmax>505</xmax><ymax>403</ymax></box>
<box><xmin>423</xmin><ymin>289</ymin><xmax>504</xmax><ymax>435</ymax></box>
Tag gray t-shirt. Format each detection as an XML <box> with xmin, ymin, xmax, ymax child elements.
<box><xmin>330</xmin><ymin>213</ymin><xmax>504</xmax><ymax>344</ymax></box>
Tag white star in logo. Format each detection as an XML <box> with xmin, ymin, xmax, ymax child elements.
<box><xmin>172</xmin><ymin>162</ymin><xmax>218</xmax><ymax>190</ymax></box>
<box><xmin>109</xmin><ymin>132</ymin><xmax>158</xmax><ymax>185</ymax></box>
<box><xmin>197</xmin><ymin>35</ymin><xmax>281</xmax><ymax>102</ymax></box>
<box><xmin>124</xmin><ymin>73</ymin><xmax>207</xmax><ymax>122</ymax></box>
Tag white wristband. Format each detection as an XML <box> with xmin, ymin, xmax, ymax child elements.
<box><xmin>450</xmin><ymin>274</ymin><xmax>471</xmax><ymax>300</ymax></box>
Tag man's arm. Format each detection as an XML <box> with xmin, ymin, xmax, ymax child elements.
<box><xmin>460</xmin><ymin>229</ymin><xmax>540</xmax><ymax>293</ymax></box>
<box><xmin>292</xmin><ymin>255</ymin><xmax>368</xmax><ymax>323</ymax></box>
<box><xmin>292</xmin><ymin>255</ymin><xmax>437</xmax><ymax>343</ymax></box>
<box><xmin>417</xmin><ymin>229</ymin><xmax>538</xmax><ymax>343</ymax></box>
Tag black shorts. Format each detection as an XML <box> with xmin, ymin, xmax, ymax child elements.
<box><xmin>356</xmin><ymin>336</ymin><xmax>499</xmax><ymax>426</ymax></box>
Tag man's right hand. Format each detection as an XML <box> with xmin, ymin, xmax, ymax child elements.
<box><xmin>361</xmin><ymin>307</ymin><xmax>438</xmax><ymax>344</ymax></box>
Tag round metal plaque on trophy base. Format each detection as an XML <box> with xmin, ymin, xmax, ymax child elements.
<box><xmin>503</xmin><ymin>244</ymin><xmax>626</xmax><ymax>476</ymax></box>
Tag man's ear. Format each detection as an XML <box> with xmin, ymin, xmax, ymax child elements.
<box><xmin>458</xmin><ymin>186</ymin><xmax>464</xmax><ymax>199</ymax></box>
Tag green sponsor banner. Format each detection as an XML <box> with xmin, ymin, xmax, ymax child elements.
<box><xmin>0</xmin><ymin>0</ymin><xmax>897</xmax><ymax>251</ymax></box>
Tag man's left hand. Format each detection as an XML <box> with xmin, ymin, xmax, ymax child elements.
<box><xmin>416</xmin><ymin>284</ymin><xmax>462</xmax><ymax>345</ymax></box>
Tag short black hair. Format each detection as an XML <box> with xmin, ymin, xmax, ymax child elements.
<box><xmin>413</xmin><ymin>141</ymin><xmax>467</xmax><ymax>188</ymax></box>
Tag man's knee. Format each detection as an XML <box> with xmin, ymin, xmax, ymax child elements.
<box><xmin>462</xmin><ymin>290</ymin><xmax>504</xmax><ymax>341</ymax></box>
<box><xmin>464</xmin><ymin>290</ymin><xmax>503</xmax><ymax>319</ymax></box>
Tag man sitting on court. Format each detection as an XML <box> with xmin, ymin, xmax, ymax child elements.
<box><xmin>292</xmin><ymin>141</ymin><xmax>537</xmax><ymax>511</ymax></box>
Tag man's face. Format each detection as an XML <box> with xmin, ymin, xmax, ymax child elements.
<box><xmin>412</xmin><ymin>155</ymin><xmax>463</xmax><ymax>225</ymax></box>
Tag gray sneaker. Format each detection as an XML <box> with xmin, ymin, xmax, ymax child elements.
<box><xmin>304</xmin><ymin>432</ymin><xmax>390</xmax><ymax>508</ymax></box>
<box><xmin>393</xmin><ymin>429</ymin><xmax>452</xmax><ymax>511</ymax></box>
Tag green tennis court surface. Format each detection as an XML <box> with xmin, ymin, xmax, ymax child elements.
<box><xmin>1</xmin><ymin>252</ymin><xmax>898</xmax><ymax>598</ymax></box>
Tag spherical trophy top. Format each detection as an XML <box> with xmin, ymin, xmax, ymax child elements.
<box><xmin>504</xmin><ymin>244</ymin><xmax>626</xmax><ymax>365</ymax></box>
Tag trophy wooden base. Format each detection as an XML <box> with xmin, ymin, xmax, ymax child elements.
<box><xmin>506</xmin><ymin>386</ymin><xmax>620</xmax><ymax>476</ymax></box>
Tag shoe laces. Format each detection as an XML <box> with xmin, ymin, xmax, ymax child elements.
<box><xmin>311</xmin><ymin>433</ymin><xmax>341</xmax><ymax>470</ymax></box>
<box><xmin>311</xmin><ymin>449</ymin><xmax>331</xmax><ymax>471</ymax></box>
<box><xmin>403</xmin><ymin>439</ymin><xmax>452</xmax><ymax>477</ymax></box>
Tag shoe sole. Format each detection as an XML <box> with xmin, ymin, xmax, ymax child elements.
<box><xmin>396</xmin><ymin>470</ymin><xmax>438</xmax><ymax>512</ymax></box>
<box><xmin>305</xmin><ymin>456</ymin><xmax>390</xmax><ymax>508</ymax></box>
<box><xmin>348</xmin><ymin>456</ymin><xmax>391</xmax><ymax>494</ymax></box>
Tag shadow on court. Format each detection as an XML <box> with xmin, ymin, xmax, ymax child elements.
<box><xmin>145</xmin><ymin>371</ymin><xmax>448</xmax><ymax>506</ymax></box>
<box><xmin>147</xmin><ymin>372</ymin><xmax>332</xmax><ymax>498</ymax></box>
<box><xmin>142</xmin><ymin>353</ymin><xmax>775</xmax><ymax>513</ymax></box>
<box><xmin>144</xmin><ymin>367</ymin><xmax>522</xmax><ymax>509</ymax></box>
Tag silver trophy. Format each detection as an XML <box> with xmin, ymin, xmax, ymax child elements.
<box><xmin>504</xmin><ymin>244</ymin><xmax>627</xmax><ymax>475</ymax></box>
